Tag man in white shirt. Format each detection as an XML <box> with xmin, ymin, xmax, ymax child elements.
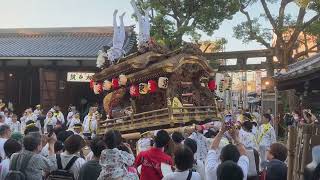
<box><xmin>67</xmin><ymin>106</ymin><xmax>77</xmax><ymax>124</ymax></box>
<box><xmin>8</xmin><ymin>114</ymin><xmax>21</xmax><ymax>133</ymax></box>
<box><xmin>3</xmin><ymin>110</ymin><xmax>12</xmax><ymax>125</ymax></box>
<box><xmin>33</xmin><ymin>105</ymin><xmax>42</xmax><ymax>118</ymax></box>
<box><xmin>0</xmin><ymin>115</ymin><xmax>5</xmax><ymax>126</ymax></box>
<box><xmin>252</xmin><ymin>109</ymin><xmax>261</xmax><ymax>125</ymax></box>
<box><xmin>0</xmin><ymin>125</ymin><xmax>12</xmax><ymax>160</ymax></box>
<box><xmin>48</xmin><ymin>134</ymin><xmax>86</xmax><ymax>179</ymax></box>
<box><xmin>52</xmin><ymin>106</ymin><xmax>65</xmax><ymax>125</ymax></box>
<box><xmin>82</xmin><ymin>111</ymin><xmax>98</xmax><ymax>138</ymax></box>
<box><xmin>257</xmin><ymin>113</ymin><xmax>276</xmax><ymax>164</ymax></box>
<box><xmin>206</xmin><ymin>125</ymin><xmax>249</xmax><ymax>180</ymax></box>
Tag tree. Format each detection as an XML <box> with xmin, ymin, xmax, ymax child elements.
<box><xmin>233</xmin><ymin>0</ymin><xmax>320</xmax><ymax>74</ymax></box>
<box><xmin>134</xmin><ymin>0</ymin><xmax>240</xmax><ymax>49</ymax></box>
<box><xmin>199</xmin><ymin>38</ymin><xmax>227</xmax><ymax>53</ymax></box>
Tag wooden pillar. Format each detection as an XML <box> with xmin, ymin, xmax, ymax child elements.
<box><xmin>287</xmin><ymin>126</ymin><xmax>296</xmax><ymax>180</ymax></box>
<box><xmin>299</xmin><ymin>125</ymin><xmax>312</xmax><ymax>180</ymax></box>
<box><xmin>266</xmin><ymin>56</ymin><xmax>274</xmax><ymax>77</ymax></box>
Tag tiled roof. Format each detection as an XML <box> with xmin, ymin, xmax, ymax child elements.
<box><xmin>275</xmin><ymin>53</ymin><xmax>320</xmax><ymax>81</ymax></box>
<box><xmin>0</xmin><ymin>27</ymin><xmax>136</xmax><ymax>58</ymax></box>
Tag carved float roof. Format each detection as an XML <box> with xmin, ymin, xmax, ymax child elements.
<box><xmin>92</xmin><ymin>50</ymin><xmax>214</xmax><ymax>82</ymax></box>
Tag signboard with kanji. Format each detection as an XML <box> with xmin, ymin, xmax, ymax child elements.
<box><xmin>67</xmin><ymin>72</ymin><xmax>94</xmax><ymax>82</ymax></box>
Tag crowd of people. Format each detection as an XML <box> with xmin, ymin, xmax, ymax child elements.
<box><xmin>0</xmin><ymin>104</ymin><xmax>318</xmax><ymax>180</ymax></box>
<box><xmin>0</xmin><ymin>105</ymin><xmax>99</xmax><ymax>139</ymax></box>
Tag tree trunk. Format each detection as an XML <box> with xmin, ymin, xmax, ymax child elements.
<box><xmin>266</xmin><ymin>56</ymin><xmax>274</xmax><ymax>77</ymax></box>
<box><xmin>275</xmin><ymin>46</ymin><xmax>293</xmax><ymax>71</ymax></box>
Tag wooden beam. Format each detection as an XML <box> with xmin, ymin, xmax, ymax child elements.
<box><xmin>218</xmin><ymin>63</ymin><xmax>269</xmax><ymax>72</ymax></box>
<box><xmin>204</xmin><ymin>49</ymin><xmax>274</xmax><ymax>60</ymax></box>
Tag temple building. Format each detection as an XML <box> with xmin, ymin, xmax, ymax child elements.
<box><xmin>0</xmin><ymin>27</ymin><xmax>136</xmax><ymax>114</ymax></box>
<box><xmin>275</xmin><ymin>53</ymin><xmax>320</xmax><ymax>114</ymax></box>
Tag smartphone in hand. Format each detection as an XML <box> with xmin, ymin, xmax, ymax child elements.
<box><xmin>47</xmin><ymin>125</ymin><xmax>54</xmax><ymax>137</ymax></box>
<box><xmin>224</xmin><ymin>114</ymin><xmax>234</xmax><ymax>129</ymax></box>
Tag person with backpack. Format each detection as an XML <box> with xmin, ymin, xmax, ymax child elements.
<box><xmin>183</xmin><ymin>138</ymin><xmax>205</xmax><ymax>180</ymax></box>
<box><xmin>0</xmin><ymin>125</ymin><xmax>12</xmax><ymax>161</ymax></box>
<box><xmin>78</xmin><ymin>137</ymin><xmax>106</xmax><ymax>180</ymax></box>
<box><xmin>47</xmin><ymin>134</ymin><xmax>86</xmax><ymax>180</ymax></box>
<box><xmin>163</xmin><ymin>146</ymin><xmax>201</xmax><ymax>180</ymax></box>
<box><xmin>0</xmin><ymin>138</ymin><xmax>22</xmax><ymax>179</ymax></box>
<box><xmin>6</xmin><ymin>132</ymin><xmax>56</xmax><ymax>180</ymax></box>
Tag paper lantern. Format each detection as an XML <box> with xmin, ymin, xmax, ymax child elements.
<box><xmin>93</xmin><ymin>83</ymin><xmax>102</xmax><ymax>94</ymax></box>
<box><xmin>119</xmin><ymin>74</ymin><xmax>127</xmax><ymax>86</ymax></box>
<box><xmin>112</xmin><ymin>78</ymin><xmax>119</xmax><ymax>89</ymax></box>
<box><xmin>130</xmin><ymin>85</ymin><xmax>139</xmax><ymax>97</ymax></box>
<box><xmin>208</xmin><ymin>80</ymin><xmax>216</xmax><ymax>91</ymax></box>
<box><xmin>89</xmin><ymin>80</ymin><xmax>95</xmax><ymax>89</ymax></box>
<box><xmin>148</xmin><ymin>80</ymin><xmax>157</xmax><ymax>93</ymax></box>
<box><xmin>158</xmin><ymin>77</ymin><xmax>168</xmax><ymax>89</ymax></box>
<box><xmin>139</xmin><ymin>83</ymin><xmax>148</xmax><ymax>94</ymax></box>
<box><xmin>103</xmin><ymin>80</ymin><xmax>112</xmax><ymax>91</ymax></box>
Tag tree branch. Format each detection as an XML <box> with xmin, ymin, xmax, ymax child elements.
<box><xmin>301</xmin><ymin>13</ymin><xmax>320</xmax><ymax>31</ymax></box>
<box><xmin>288</xmin><ymin>10</ymin><xmax>319</xmax><ymax>50</ymax></box>
<box><xmin>260</xmin><ymin>0</ymin><xmax>277</xmax><ymax>29</ymax></box>
<box><xmin>293</xmin><ymin>43</ymin><xmax>319</xmax><ymax>59</ymax></box>
<box><xmin>277</xmin><ymin>0</ymin><xmax>292</xmax><ymax>46</ymax></box>
<box><xmin>239</xmin><ymin>5</ymin><xmax>271</xmax><ymax>48</ymax></box>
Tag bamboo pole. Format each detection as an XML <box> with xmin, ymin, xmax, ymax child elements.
<box><xmin>299</xmin><ymin>126</ymin><xmax>311</xmax><ymax>180</ymax></box>
<box><xmin>121</xmin><ymin>125</ymin><xmax>196</xmax><ymax>140</ymax></box>
<box><xmin>287</xmin><ymin>126</ymin><xmax>296</xmax><ymax>180</ymax></box>
<box><xmin>293</xmin><ymin>126</ymin><xmax>302</xmax><ymax>180</ymax></box>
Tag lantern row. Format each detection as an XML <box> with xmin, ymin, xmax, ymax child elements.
<box><xmin>90</xmin><ymin>74</ymin><xmax>218</xmax><ymax>97</ymax></box>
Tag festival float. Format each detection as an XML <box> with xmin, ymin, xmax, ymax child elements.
<box><xmin>90</xmin><ymin>1</ymin><xmax>220</xmax><ymax>135</ymax></box>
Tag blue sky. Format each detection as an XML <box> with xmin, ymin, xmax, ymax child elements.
<box><xmin>0</xmin><ymin>0</ymin><xmax>303</xmax><ymax>51</ymax></box>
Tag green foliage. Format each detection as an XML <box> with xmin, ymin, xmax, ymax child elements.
<box><xmin>135</xmin><ymin>0</ymin><xmax>240</xmax><ymax>49</ymax></box>
<box><xmin>234</xmin><ymin>0</ymin><xmax>320</xmax><ymax>66</ymax></box>
<box><xmin>233</xmin><ymin>18</ymin><xmax>272</xmax><ymax>45</ymax></box>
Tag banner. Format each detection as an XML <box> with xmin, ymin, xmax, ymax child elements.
<box><xmin>67</xmin><ymin>72</ymin><xmax>94</xmax><ymax>82</ymax></box>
